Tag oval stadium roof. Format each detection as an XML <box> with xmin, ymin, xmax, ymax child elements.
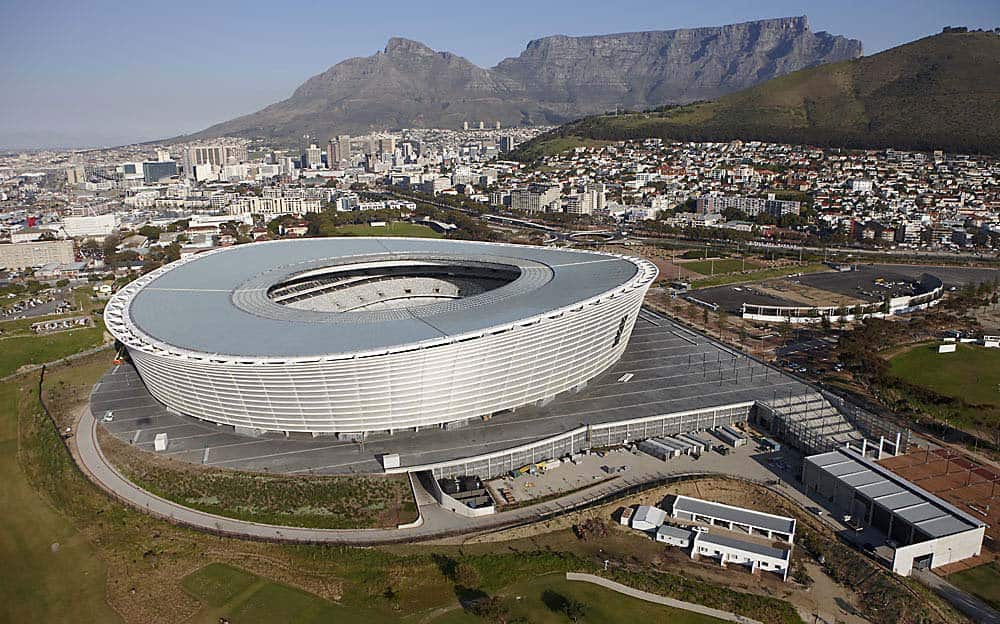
<box><xmin>112</xmin><ymin>238</ymin><xmax>654</xmax><ymax>359</ymax></box>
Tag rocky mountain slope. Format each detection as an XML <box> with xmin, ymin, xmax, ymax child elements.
<box><xmin>183</xmin><ymin>17</ymin><xmax>861</xmax><ymax>144</ymax></box>
<box><xmin>514</xmin><ymin>31</ymin><xmax>1000</xmax><ymax>157</ymax></box>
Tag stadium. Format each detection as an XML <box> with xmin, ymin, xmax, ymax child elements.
<box><xmin>104</xmin><ymin>238</ymin><xmax>658</xmax><ymax>435</ymax></box>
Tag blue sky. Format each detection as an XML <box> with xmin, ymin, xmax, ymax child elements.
<box><xmin>1</xmin><ymin>0</ymin><xmax>997</xmax><ymax>149</ymax></box>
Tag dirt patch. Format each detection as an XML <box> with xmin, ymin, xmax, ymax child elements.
<box><xmin>881</xmin><ymin>450</ymin><xmax>1000</xmax><ymax>548</ymax></box>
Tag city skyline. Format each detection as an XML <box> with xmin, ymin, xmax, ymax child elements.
<box><xmin>2</xmin><ymin>0</ymin><xmax>999</xmax><ymax>150</ymax></box>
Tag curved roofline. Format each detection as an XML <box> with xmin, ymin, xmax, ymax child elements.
<box><xmin>105</xmin><ymin>238</ymin><xmax>657</xmax><ymax>364</ymax></box>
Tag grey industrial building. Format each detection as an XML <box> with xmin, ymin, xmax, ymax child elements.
<box><xmin>802</xmin><ymin>447</ymin><xmax>986</xmax><ymax>575</ymax></box>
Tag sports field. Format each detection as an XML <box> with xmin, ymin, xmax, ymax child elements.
<box><xmin>682</xmin><ymin>258</ymin><xmax>759</xmax><ymax>276</ymax></box>
<box><xmin>332</xmin><ymin>222</ymin><xmax>443</xmax><ymax>238</ymax></box>
<box><xmin>889</xmin><ymin>343</ymin><xmax>1000</xmax><ymax>407</ymax></box>
<box><xmin>0</xmin><ymin>325</ymin><xmax>106</xmax><ymax>378</ymax></box>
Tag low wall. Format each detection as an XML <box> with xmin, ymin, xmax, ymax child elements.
<box><xmin>388</xmin><ymin>402</ymin><xmax>753</xmax><ymax>479</ymax></box>
<box><xmin>416</xmin><ymin>471</ymin><xmax>495</xmax><ymax>517</ymax></box>
<box><xmin>892</xmin><ymin>526</ymin><xmax>986</xmax><ymax>576</ymax></box>
<box><xmin>742</xmin><ymin>274</ymin><xmax>943</xmax><ymax>324</ymax></box>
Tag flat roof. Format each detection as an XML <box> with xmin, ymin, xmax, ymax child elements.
<box><xmin>805</xmin><ymin>448</ymin><xmax>986</xmax><ymax>538</ymax></box>
<box><xmin>672</xmin><ymin>495</ymin><xmax>796</xmax><ymax>535</ymax></box>
<box><xmin>114</xmin><ymin>238</ymin><xmax>652</xmax><ymax>358</ymax></box>
<box><xmin>657</xmin><ymin>524</ymin><xmax>695</xmax><ymax>540</ymax></box>
<box><xmin>696</xmin><ymin>532</ymin><xmax>790</xmax><ymax>560</ymax></box>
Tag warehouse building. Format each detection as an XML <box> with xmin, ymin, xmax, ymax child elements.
<box><xmin>802</xmin><ymin>447</ymin><xmax>986</xmax><ymax>576</ymax></box>
<box><xmin>670</xmin><ymin>495</ymin><xmax>796</xmax><ymax>543</ymax></box>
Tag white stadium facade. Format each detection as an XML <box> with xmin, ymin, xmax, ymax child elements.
<box><xmin>105</xmin><ymin>238</ymin><xmax>657</xmax><ymax>436</ymax></box>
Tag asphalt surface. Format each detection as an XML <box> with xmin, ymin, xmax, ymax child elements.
<box><xmin>93</xmin><ymin>309</ymin><xmax>808</xmax><ymax>475</ymax></box>
<box><xmin>688</xmin><ymin>264</ymin><xmax>998</xmax><ymax>313</ymax></box>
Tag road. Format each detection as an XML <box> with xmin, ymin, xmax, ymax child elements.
<box><xmin>75</xmin><ymin>401</ymin><xmax>789</xmax><ymax>544</ymax></box>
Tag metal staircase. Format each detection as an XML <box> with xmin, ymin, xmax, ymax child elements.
<box><xmin>756</xmin><ymin>392</ymin><xmax>866</xmax><ymax>455</ymax></box>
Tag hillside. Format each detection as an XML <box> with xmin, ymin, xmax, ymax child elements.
<box><xmin>181</xmin><ymin>17</ymin><xmax>860</xmax><ymax>145</ymax></box>
<box><xmin>514</xmin><ymin>32</ymin><xmax>1000</xmax><ymax>158</ymax></box>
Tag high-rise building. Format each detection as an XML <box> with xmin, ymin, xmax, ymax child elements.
<box><xmin>66</xmin><ymin>165</ymin><xmax>86</xmax><ymax>185</ymax></box>
<box><xmin>181</xmin><ymin>144</ymin><xmax>247</xmax><ymax>179</ymax></box>
<box><xmin>510</xmin><ymin>184</ymin><xmax>560</xmax><ymax>212</ymax></box>
<box><xmin>586</xmin><ymin>182</ymin><xmax>606</xmax><ymax>212</ymax></box>
<box><xmin>143</xmin><ymin>160</ymin><xmax>178</xmax><ymax>183</ymax></box>
<box><xmin>498</xmin><ymin>135</ymin><xmax>517</xmax><ymax>153</ymax></box>
<box><xmin>302</xmin><ymin>144</ymin><xmax>323</xmax><ymax>169</ymax></box>
<box><xmin>377</xmin><ymin>136</ymin><xmax>396</xmax><ymax>156</ymax></box>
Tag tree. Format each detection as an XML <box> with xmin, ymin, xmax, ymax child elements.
<box><xmin>138</xmin><ymin>225</ymin><xmax>162</xmax><ymax>241</ymax></box>
<box><xmin>466</xmin><ymin>596</ymin><xmax>509</xmax><ymax>624</ymax></box>
<box><xmin>453</xmin><ymin>562</ymin><xmax>480</xmax><ymax>588</ymax></box>
<box><xmin>562</xmin><ymin>598</ymin><xmax>587</xmax><ymax>623</ymax></box>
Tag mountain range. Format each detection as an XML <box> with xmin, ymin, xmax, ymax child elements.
<box><xmin>514</xmin><ymin>31</ymin><xmax>1000</xmax><ymax>157</ymax></box>
<box><xmin>181</xmin><ymin>17</ymin><xmax>861</xmax><ymax>145</ymax></box>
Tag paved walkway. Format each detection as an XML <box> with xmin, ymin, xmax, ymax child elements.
<box><xmin>565</xmin><ymin>572</ymin><xmax>763</xmax><ymax>624</ymax></box>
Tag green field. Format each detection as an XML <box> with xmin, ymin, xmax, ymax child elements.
<box><xmin>682</xmin><ymin>258</ymin><xmax>759</xmax><ymax>276</ymax></box>
<box><xmin>691</xmin><ymin>263</ymin><xmax>828</xmax><ymax>288</ymax></box>
<box><xmin>948</xmin><ymin>562</ymin><xmax>1000</xmax><ymax>611</ymax></box>
<box><xmin>0</xmin><ymin>379</ymin><xmax>121</xmax><ymax>623</ymax></box>
<box><xmin>889</xmin><ymin>343</ymin><xmax>1000</xmax><ymax>408</ymax></box>
<box><xmin>332</xmin><ymin>222</ymin><xmax>443</xmax><ymax>238</ymax></box>
<box><xmin>182</xmin><ymin>563</ymin><xmax>395</xmax><ymax>624</ymax></box>
<box><xmin>0</xmin><ymin>325</ymin><xmax>106</xmax><ymax>379</ymax></box>
<box><xmin>181</xmin><ymin>564</ymin><xmax>724</xmax><ymax>624</ymax></box>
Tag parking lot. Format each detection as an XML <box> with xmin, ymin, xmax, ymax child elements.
<box><xmin>686</xmin><ymin>264</ymin><xmax>998</xmax><ymax>314</ymax></box>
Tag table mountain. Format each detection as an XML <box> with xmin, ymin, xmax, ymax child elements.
<box><xmin>182</xmin><ymin>17</ymin><xmax>861</xmax><ymax>144</ymax></box>
<box><xmin>515</xmin><ymin>31</ymin><xmax>1000</xmax><ymax>157</ymax></box>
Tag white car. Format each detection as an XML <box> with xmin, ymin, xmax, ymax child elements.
<box><xmin>102</xmin><ymin>410</ymin><xmax>114</xmax><ymax>422</ymax></box>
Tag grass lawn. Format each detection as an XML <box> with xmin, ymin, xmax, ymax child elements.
<box><xmin>332</xmin><ymin>222</ymin><xmax>443</xmax><ymax>238</ymax></box>
<box><xmin>183</xmin><ymin>563</ymin><xmax>396</xmax><ymax>624</ymax></box>
<box><xmin>889</xmin><ymin>343</ymin><xmax>1000</xmax><ymax>408</ymax></box>
<box><xmin>182</xmin><ymin>565</ymin><xmax>724</xmax><ymax>624</ymax></box>
<box><xmin>682</xmin><ymin>258</ymin><xmax>760</xmax><ymax>276</ymax></box>
<box><xmin>488</xmin><ymin>574</ymin><xmax>724</xmax><ymax>623</ymax></box>
<box><xmin>948</xmin><ymin>561</ymin><xmax>1000</xmax><ymax>611</ymax></box>
<box><xmin>0</xmin><ymin>324</ymin><xmax>106</xmax><ymax>378</ymax></box>
<box><xmin>182</xmin><ymin>562</ymin><xmax>259</xmax><ymax>607</ymax></box>
<box><xmin>100</xmin><ymin>430</ymin><xmax>418</xmax><ymax>529</ymax></box>
<box><xmin>0</xmin><ymin>379</ymin><xmax>121</xmax><ymax>623</ymax></box>
<box><xmin>691</xmin><ymin>263</ymin><xmax>828</xmax><ymax>288</ymax></box>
